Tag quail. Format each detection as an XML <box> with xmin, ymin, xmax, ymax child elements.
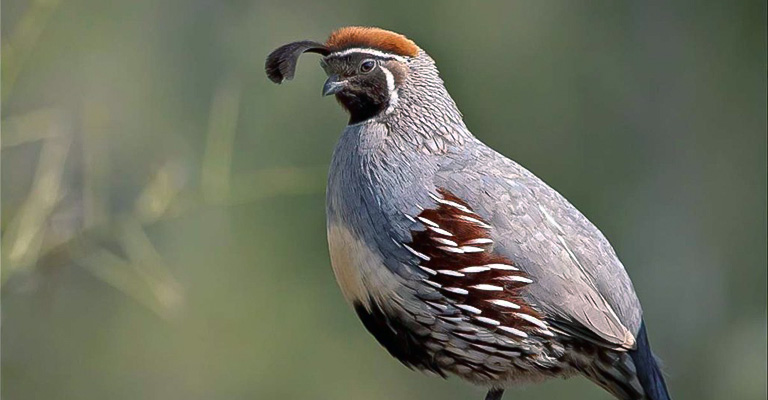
<box><xmin>266</xmin><ymin>27</ymin><xmax>672</xmax><ymax>400</ymax></box>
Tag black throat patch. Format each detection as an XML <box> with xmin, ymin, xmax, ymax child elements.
<box><xmin>323</xmin><ymin>52</ymin><xmax>399</xmax><ymax>124</ymax></box>
<box><xmin>334</xmin><ymin>71</ymin><xmax>390</xmax><ymax>124</ymax></box>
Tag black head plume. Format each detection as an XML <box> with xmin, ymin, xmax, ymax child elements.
<box><xmin>265</xmin><ymin>41</ymin><xmax>329</xmax><ymax>83</ymax></box>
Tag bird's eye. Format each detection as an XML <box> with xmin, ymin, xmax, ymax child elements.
<box><xmin>359</xmin><ymin>60</ymin><xmax>376</xmax><ymax>73</ymax></box>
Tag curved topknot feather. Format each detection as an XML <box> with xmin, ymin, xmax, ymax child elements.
<box><xmin>326</xmin><ymin>26</ymin><xmax>419</xmax><ymax>57</ymax></box>
<box><xmin>265</xmin><ymin>40</ymin><xmax>329</xmax><ymax>83</ymax></box>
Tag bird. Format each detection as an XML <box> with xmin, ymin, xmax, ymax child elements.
<box><xmin>265</xmin><ymin>26</ymin><xmax>672</xmax><ymax>400</ymax></box>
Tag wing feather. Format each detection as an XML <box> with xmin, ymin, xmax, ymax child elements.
<box><xmin>434</xmin><ymin>148</ymin><xmax>642</xmax><ymax>350</ymax></box>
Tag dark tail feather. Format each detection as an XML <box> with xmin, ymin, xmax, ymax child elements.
<box><xmin>629</xmin><ymin>322</ymin><xmax>671</xmax><ymax>400</ymax></box>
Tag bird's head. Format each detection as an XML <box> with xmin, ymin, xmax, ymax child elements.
<box><xmin>266</xmin><ymin>27</ymin><xmax>420</xmax><ymax>124</ymax></box>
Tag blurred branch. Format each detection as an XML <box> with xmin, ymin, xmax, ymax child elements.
<box><xmin>134</xmin><ymin>161</ymin><xmax>187</xmax><ymax>224</ymax></box>
<box><xmin>1</xmin><ymin>72</ymin><xmax>325</xmax><ymax>317</ymax></box>
<box><xmin>201</xmin><ymin>75</ymin><xmax>241</xmax><ymax>204</ymax></box>
<box><xmin>199</xmin><ymin>74</ymin><xmax>327</xmax><ymax>205</ymax></box>
<box><xmin>0</xmin><ymin>107</ymin><xmax>67</xmax><ymax>148</ymax></box>
<box><xmin>1</xmin><ymin>0</ymin><xmax>62</xmax><ymax>104</ymax></box>
<box><xmin>77</xmin><ymin>247</ymin><xmax>180</xmax><ymax>320</ymax></box>
<box><xmin>113</xmin><ymin>215</ymin><xmax>184</xmax><ymax>319</ymax></box>
<box><xmin>1</xmin><ymin>124</ymin><xmax>71</xmax><ymax>284</ymax></box>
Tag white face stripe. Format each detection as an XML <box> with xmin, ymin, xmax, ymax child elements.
<box><xmin>379</xmin><ymin>65</ymin><xmax>398</xmax><ymax>114</ymax></box>
<box><xmin>327</xmin><ymin>48</ymin><xmax>409</xmax><ymax>63</ymax></box>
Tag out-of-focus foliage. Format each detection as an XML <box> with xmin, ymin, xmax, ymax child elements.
<box><xmin>1</xmin><ymin>1</ymin><xmax>766</xmax><ymax>399</ymax></box>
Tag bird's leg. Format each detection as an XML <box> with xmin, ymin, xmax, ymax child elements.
<box><xmin>484</xmin><ymin>388</ymin><xmax>504</xmax><ymax>400</ymax></box>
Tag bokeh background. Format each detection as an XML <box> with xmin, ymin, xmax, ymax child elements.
<box><xmin>2</xmin><ymin>1</ymin><xmax>766</xmax><ymax>399</ymax></box>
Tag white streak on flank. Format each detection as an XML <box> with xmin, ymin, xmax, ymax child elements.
<box><xmin>456</xmin><ymin>304</ymin><xmax>482</xmax><ymax>314</ymax></box>
<box><xmin>486</xmin><ymin>263</ymin><xmax>518</xmax><ymax>271</ymax></box>
<box><xmin>439</xmin><ymin>316</ymin><xmax>465</xmax><ymax>323</ymax></box>
<box><xmin>457</xmin><ymin>215</ymin><xmax>491</xmax><ymax>228</ymax></box>
<box><xmin>558</xmin><ymin>235</ymin><xmax>587</xmax><ymax>274</ymax></box>
<box><xmin>417</xmin><ymin>216</ymin><xmax>438</xmax><ymax>228</ymax></box>
<box><xmin>427</xmin><ymin>226</ymin><xmax>453</xmax><ymax>236</ymax></box>
<box><xmin>464</xmin><ymin>238</ymin><xmax>493</xmax><ymax>245</ymax></box>
<box><xmin>380</xmin><ymin>66</ymin><xmax>398</xmax><ymax>114</ymax></box>
<box><xmin>470</xmin><ymin>284</ymin><xmax>504</xmax><ymax>291</ymax></box>
<box><xmin>432</xmin><ymin>237</ymin><xmax>458</xmax><ymax>246</ymax></box>
<box><xmin>501</xmin><ymin>275</ymin><xmax>533</xmax><ymax>284</ymax></box>
<box><xmin>404</xmin><ymin>214</ymin><xmax>416</xmax><ymax>223</ymax></box>
<box><xmin>442</xmin><ymin>200</ymin><xmax>473</xmax><ymax>213</ymax></box>
<box><xmin>487</xmin><ymin>299</ymin><xmax>521</xmax><ymax>309</ymax></box>
<box><xmin>459</xmin><ymin>246</ymin><xmax>484</xmax><ymax>253</ymax></box>
<box><xmin>439</xmin><ymin>246</ymin><xmax>464</xmax><ymax>253</ymax></box>
<box><xmin>538</xmin><ymin>204</ymin><xmax>564</xmax><ymax>233</ymax></box>
<box><xmin>418</xmin><ymin>265</ymin><xmax>437</xmax><ymax>275</ymax></box>
<box><xmin>460</xmin><ymin>266</ymin><xmax>491</xmax><ymax>273</ymax></box>
<box><xmin>499</xmin><ymin>326</ymin><xmax>529</xmax><ymax>338</ymax></box>
<box><xmin>443</xmin><ymin>287</ymin><xmax>469</xmax><ymax>295</ymax></box>
<box><xmin>475</xmin><ymin>316</ymin><xmax>501</xmax><ymax>326</ymax></box>
<box><xmin>437</xmin><ymin>269</ymin><xmax>465</xmax><ymax>277</ymax></box>
<box><xmin>326</xmin><ymin>48</ymin><xmax>409</xmax><ymax>63</ymax></box>
<box><xmin>515</xmin><ymin>313</ymin><xmax>548</xmax><ymax>329</ymax></box>
<box><xmin>426</xmin><ymin>301</ymin><xmax>448</xmax><ymax>311</ymax></box>
<box><xmin>423</xmin><ymin>279</ymin><xmax>442</xmax><ymax>289</ymax></box>
<box><xmin>403</xmin><ymin>244</ymin><xmax>430</xmax><ymax>261</ymax></box>
<box><xmin>537</xmin><ymin>328</ymin><xmax>556</xmax><ymax>337</ymax></box>
<box><xmin>428</xmin><ymin>193</ymin><xmax>475</xmax><ymax>214</ymax></box>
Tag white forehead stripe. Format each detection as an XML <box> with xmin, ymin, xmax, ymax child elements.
<box><xmin>327</xmin><ymin>48</ymin><xmax>409</xmax><ymax>63</ymax></box>
<box><xmin>380</xmin><ymin>66</ymin><xmax>398</xmax><ymax>114</ymax></box>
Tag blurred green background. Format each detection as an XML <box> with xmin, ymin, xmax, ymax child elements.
<box><xmin>2</xmin><ymin>1</ymin><xmax>766</xmax><ymax>399</ymax></box>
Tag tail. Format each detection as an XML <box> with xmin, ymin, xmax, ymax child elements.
<box><xmin>629</xmin><ymin>322</ymin><xmax>671</xmax><ymax>400</ymax></box>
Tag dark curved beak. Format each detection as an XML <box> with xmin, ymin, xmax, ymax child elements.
<box><xmin>322</xmin><ymin>75</ymin><xmax>346</xmax><ymax>96</ymax></box>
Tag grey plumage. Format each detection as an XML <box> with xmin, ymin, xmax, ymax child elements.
<box><xmin>269</xmin><ymin>27</ymin><xmax>670</xmax><ymax>400</ymax></box>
